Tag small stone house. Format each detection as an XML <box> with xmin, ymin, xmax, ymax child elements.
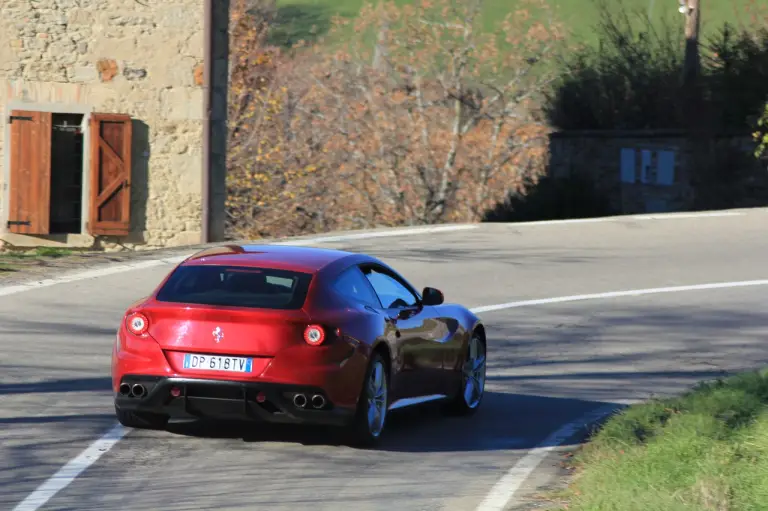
<box><xmin>0</xmin><ymin>0</ymin><xmax>228</xmax><ymax>251</ymax></box>
<box><xmin>548</xmin><ymin>130</ymin><xmax>765</xmax><ymax>214</ymax></box>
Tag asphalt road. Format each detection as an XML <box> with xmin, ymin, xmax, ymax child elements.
<box><xmin>2</xmin><ymin>209</ymin><xmax>768</xmax><ymax>511</ymax></box>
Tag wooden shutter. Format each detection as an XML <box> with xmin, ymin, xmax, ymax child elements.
<box><xmin>8</xmin><ymin>110</ymin><xmax>52</xmax><ymax>234</ymax></box>
<box><xmin>88</xmin><ymin>113</ymin><xmax>132</xmax><ymax>236</ymax></box>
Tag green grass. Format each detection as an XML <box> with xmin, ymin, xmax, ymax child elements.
<box><xmin>32</xmin><ymin>247</ymin><xmax>73</xmax><ymax>258</ymax></box>
<box><xmin>559</xmin><ymin>369</ymin><xmax>768</xmax><ymax>511</ymax></box>
<box><xmin>271</xmin><ymin>0</ymin><xmax>757</xmax><ymax>48</ymax></box>
<box><xmin>1</xmin><ymin>247</ymin><xmax>73</xmax><ymax>259</ymax></box>
<box><xmin>0</xmin><ymin>247</ymin><xmax>74</xmax><ymax>275</ymax></box>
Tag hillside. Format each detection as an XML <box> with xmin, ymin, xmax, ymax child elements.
<box><xmin>271</xmin><ymin>0</ymin><xmax>757</xmax><ymax>48</ymax></box>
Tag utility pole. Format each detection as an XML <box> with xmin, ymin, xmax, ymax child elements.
<box><xmin>372</xmin><ymin>1</ymin><xmax>390</xmax><ymax>72</ymax></box>
<box><xmin>680</xmin><ymin>0</ymin><xmax>701</xmax><ymax>88</ymax></box>
<box><xmin>678</xmin><ymin>0</ymin><xmax>703</xmax><ymax>129</ymax></box>
<box><xmin>678</xmin><ymin>0</ymin><xmax>708</xmax><ymax>207</ymax></box>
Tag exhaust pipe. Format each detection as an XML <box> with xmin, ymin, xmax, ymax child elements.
<box><xmin>119</xmin><ymin>383</ymin><xmax>131</xmax><ymax>396</ymax></box>
<box><xmin>293</xmin><ymin>393</ymin><xmax>307</xmax><ymax>408</ymax></box>
<box><xmin>311</xmin><ymin>394</ymin><xmax>326</xmax><ymax>409</ymax></box>
<box><xmin>131</xmin><ymin>384</ymin><xmax>146</xmax><ymax>398</ymax></box>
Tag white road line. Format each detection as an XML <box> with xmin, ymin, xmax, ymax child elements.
<box><xmin>468</xmin><ymin>277</ymin><xmax>768</xmax><ymax>511</ymax></box>
<box><xmin>503</xmin><ymin>210</ymin><xmax>744</xmax><ymax>227</ymax></box>
<box><xmin>0</xmin><ymin>258</ymin><xmax>184</xmax><ymax>298</ymax></box>
<box><xmin>272</xmin><ymin>224</ymin><xmax>479</xmax><ymax>245</ymax></box>
<box><xmin>0</xmin><ymin>225</ymin><xmax>478</xmax><ymax>298</ymax></box>
<box><xmin>0</xmin><ymin>208</ymin><xmax>754</xmax><ymax>298</ymax></box>
<box><xmin>12</xmin><ymin>276</ymin><xmax>768</xmax><ymax>510</ymax></box>
<box><xmin>12</xmin><ymin>424</ymin><xmax>128</xmax><ymax>511</ymax></box>
<box><xmin>630</xmin><ymin>211</ymin><xmax>744</xmax><ymax>220</ymax></box>
<box><xmin>474</xmin><ymin>404</ymin><xmax>620</xmax><ymax>511</ymax></box>
<box><xmin>470</xmin><ymin>278</ymin><xmax>768</xmax><ymax>314</ymax></box>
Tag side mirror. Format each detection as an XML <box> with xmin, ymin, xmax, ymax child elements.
<box><xmin>421</xmin><ymin>287</ymin><xmax>444</xmax><ymax>306</ymax></box>
<box><xmin>396</xmin><ymin>308</ymin><xmax>414</xmax><ymax>320</ymax></box>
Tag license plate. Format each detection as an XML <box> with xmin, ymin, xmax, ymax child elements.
<box><xmin>183</xmin><ymin>353</ymin><xmax>253</xmax><ymax>373</ymax></box>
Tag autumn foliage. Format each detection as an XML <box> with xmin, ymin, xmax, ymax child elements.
<box><xmin>226</xmin><ymin>0</ymin><xmax>566</xmax><ymax>240</ymax></box>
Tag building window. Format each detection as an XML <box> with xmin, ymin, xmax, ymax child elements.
<box><xmin>7</xmin><ymin>110</ymin><xmax>133</xmax><ymax>236</ymax></box>
<box><xmin>620</xmin><ymin>147</ymin><xmax>676</xmax><ymax>186</ymax></box>
<box><xmin>50</xmin><ymin>113</ymin><xmax>85</xmax><ymax>234</ymax></box>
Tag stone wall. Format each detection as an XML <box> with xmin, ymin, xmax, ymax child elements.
<box><xmin>0</xmin><ymin>0</ymin><xmax>215</xmax><ymax>249</ymax></box>
<box><xmin>548</xmin><ymin>130</ymin><xmax>766</xmax><ymax>214</ymax></box>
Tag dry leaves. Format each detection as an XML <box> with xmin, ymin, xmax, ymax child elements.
<box><xmin>226</xmin><ymin>0</ymin><xmax>565</xmax><ymax>239</ymax></box>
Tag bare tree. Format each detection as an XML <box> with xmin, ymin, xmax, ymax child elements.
<box><xmin>225</xmin><ymin>0</ymin><xmax>564</xmax><ymax>238</ymax></box>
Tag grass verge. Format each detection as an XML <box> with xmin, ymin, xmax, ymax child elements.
<box><xmin>0</xmin><ymin>247</ymin><xmax>74</xmax><ymax>275</ymax></box>
<box><xmin>558</xmin><ymin>369</ymin><xmax>768</xmax><ymax>511</ymax></box>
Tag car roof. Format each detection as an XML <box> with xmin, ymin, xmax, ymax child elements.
<box><xmin>181</xmin><ymin>244</ymin><xmax>365</xmax><ymax>274</ymax></box>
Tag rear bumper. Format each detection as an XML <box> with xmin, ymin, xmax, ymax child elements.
<box><xmin>115</xmin><ymin>375</ymin><xmax>356</xmax><ymax>426</ymax></box>
<box><xmin>112</xmin><ymin>328</ymin><xmax>373</xmax><ymax>413</ymax></box>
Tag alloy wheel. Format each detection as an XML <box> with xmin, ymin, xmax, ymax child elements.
<box><xmin>462</xmin><ymin>335</ymin><xmax>486</xmax><ymax>409</ymax></box>
<box><xmin>366</xmin><ymin>359</ymin><xmax>388</xmax><ymax>437</ymax></box>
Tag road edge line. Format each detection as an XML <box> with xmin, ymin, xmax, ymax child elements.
<box><xmin>474</xmin><ymin>404</ymin><xmax>620</xmax><ymax>511</ymax></box>
<box><xmin>11</xmin><ymin>423</ymin><xmax>128</xmax><ymax>511</ymax></box>
<box><xmin>13</xmin><ymin>276</ymin><xmax>768</xmax><ymax>510</ymax></box>
<box><xmin>0</xmin><ymin>225</ymin><xmax>478</xmax><ymax>297</ymax></box>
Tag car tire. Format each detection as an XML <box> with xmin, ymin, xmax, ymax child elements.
<box><xmin>347</xmin><ymin>351</ymin><xmax>389</xmax><ymax>447</ymax></box>
<box><xmin>115</xmin><ymin>405</ymin><xmax>168</xmax><ymax>430</ymax></box>
<box><xmin>444</xmin><ymin>331</ymin><xmax>486</xmax><ymax>416</ymax></box>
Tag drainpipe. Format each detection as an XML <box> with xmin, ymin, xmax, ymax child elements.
<box><xmin>201</xmin><ymin>0</ymin><xmax>213</xmax><ymax>244</ymax></box>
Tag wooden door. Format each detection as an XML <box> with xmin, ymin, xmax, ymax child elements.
<box><xmin>88</xmin><ymin>113</ymin><xmax>132</xmax><ymax>236</ymax></box>
<box><xmin>8</xmin><ymin>110</ymin><xmax>52</xmax><ymax>234</ymax></box>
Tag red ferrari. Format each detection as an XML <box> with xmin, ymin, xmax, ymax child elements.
<box><xmin>111</xmin><ymin>244</ymin><xmax>487</xmax><ymax>445</ymax></box>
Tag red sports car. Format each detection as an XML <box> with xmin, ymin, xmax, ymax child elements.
<box><xmin>111</xmin><ymin>244</ymin><xmax>487</xmax><ymax>445</ymax></box>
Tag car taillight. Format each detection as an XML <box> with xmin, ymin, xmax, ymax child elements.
<box><xmin>303</xmin><ymin>324</ymin><xmax>325</xmax><ymax>346</ymax></box>
<box><xmin>126</xmin><ymin>312</ymin><xmax>149</xmax><ymax>336</ymax></box>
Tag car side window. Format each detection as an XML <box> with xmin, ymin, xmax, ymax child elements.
<box><xmin>363</xmin><ymin>268</ymin><xmax>418</xmax><ymax>309</ymax></box>
<box><xmin>332</xmin><ymin>267</ymin><xmax>381</xmax><ymax>307</ymax></box>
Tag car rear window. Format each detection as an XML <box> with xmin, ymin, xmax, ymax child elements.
<box><xmin>155</xmin><ymin>265</ymin><xmax>313</xmax><ymax>309</ymax></box>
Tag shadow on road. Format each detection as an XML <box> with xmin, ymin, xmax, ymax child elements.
<box><xmin>481</xmin><ymin>303</ymin><xmax>768</xmax><ymax>404</ymax></box>
<box><xmin>157</xmin><ymin>390</ymin><xmax>617</xmax><ymax>452</ymax></box>
<box><xmin>0</xmin><ymin>413</ymin><xmax>115</xmax><ymax>426</ymax></box>
<box><xmin>330</xmin><ymin>243</ymin><xmax>605</xmax><ymax>266</ymax></box>
<box><xmin>2</xmin><ymin>302</ymin><xmax>767</xmax><ymax>455</ymax></box>
<box><xmin>0</xmin><ymin>376</ymin><xmax>112</xmax><ymax>395</ymax></box>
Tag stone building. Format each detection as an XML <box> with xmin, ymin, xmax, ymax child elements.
<box><xmin>548</xmin><ymin>130</ymin><xmax>766</xmax><ymax>214</ymax></box>
<box><xmin>0</xmin><ymin>0</ymin><xmax>229</xmax><ymax>250</ymax></box>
